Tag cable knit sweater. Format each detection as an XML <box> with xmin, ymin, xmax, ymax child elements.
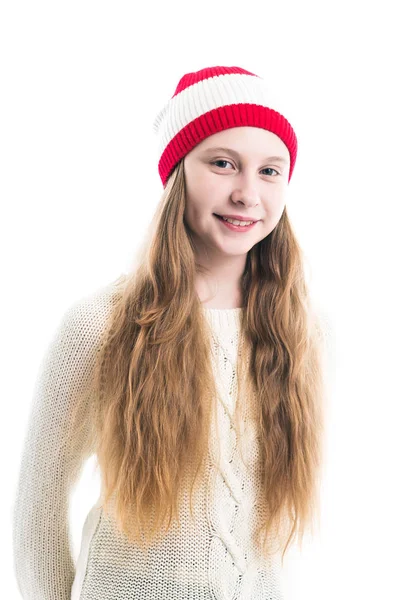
<box><xmin>11</xmin><ymin>276</ymin><xmax>321</xmax><ymax>600</ymax></box>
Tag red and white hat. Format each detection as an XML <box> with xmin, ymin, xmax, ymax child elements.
<box><xmin>153</xmin><ymin>65</ymin><xmax>298</xmax><ymax>188</ymax></box>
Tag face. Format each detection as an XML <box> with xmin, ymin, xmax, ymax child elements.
<box><xmin>183</xmin><ymin>126</ymin><xmax>290</xmax><ymax>260</ymax></box>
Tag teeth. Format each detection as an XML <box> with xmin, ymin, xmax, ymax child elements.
<box><xmin>221</xmin><ymin>216</ymin><xmax>254</xmax><ymax>226</ymax></box>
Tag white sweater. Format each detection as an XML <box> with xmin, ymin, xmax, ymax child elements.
<box><xmin>12</xmin><ymin>277</ymin><xmax>309</xmax><ymax>600</ymax></box>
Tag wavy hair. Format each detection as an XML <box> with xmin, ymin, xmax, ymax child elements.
<box><xmin>69</xmin><ymin>158</ymin><xmax>328</xmax><ymax>565</ymax></box>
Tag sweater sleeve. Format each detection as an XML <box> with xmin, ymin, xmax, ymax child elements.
<box><xmin>11</xmin><ymin>284</ymin><xmax>116</xmax><ymax>600</ymax></box>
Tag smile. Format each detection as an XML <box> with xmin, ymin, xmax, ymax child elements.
<box><xmin>214</xmin><ymin>214</ymin><xmax>258</xmax><ymax>232</ymax></box>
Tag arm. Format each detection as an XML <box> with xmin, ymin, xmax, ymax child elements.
<box><xmin>11</xmin><ymin>284</ymin><xmax>116</xmax><ymax>599</ymax></box>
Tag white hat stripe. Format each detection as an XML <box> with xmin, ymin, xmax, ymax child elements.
<box><xmin>154</xmin><ymin>73</ymin><xmax>282</xmax><ymax>155</ymax></box>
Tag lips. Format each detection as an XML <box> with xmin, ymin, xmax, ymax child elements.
<box><xmin>213</xmin><ymin>213</ymin><xmax>258</xmax><ymax>223</ymax></box>
<box><xmin>213</xmin><ymin>214</ymin><xmax>258</xmax><ymax>232</ymax></box>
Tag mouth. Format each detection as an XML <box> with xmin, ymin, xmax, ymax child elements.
<box><xmin>213</xmin><ymin>213</ymin><xmax>260</xmax><ymax>223</ymax></box>
<box><xmin>213</xmin><ymin>213</ymin><xmax>259</xmax><ymax>231</ymax></box>
<box><xmin>213</xmin><ymin>214</ymin><xmax>258</xmax><ymax>224</ymax></box>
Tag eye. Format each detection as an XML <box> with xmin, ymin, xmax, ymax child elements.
<box><xmin>211</xmin><ymin>161</ymin><xmax>281</xmax><ymax>177</ymax></box>
<box><xmin>211</xmin><ymin>160</ymin><xmax>234</xmax><ymax>169</ymax></box>
<box><xmin>261</xmin><ymin>167</ymin><xmax>281</xmax><ymax>177</ymax></box>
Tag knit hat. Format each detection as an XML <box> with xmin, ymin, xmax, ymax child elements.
<box><xmin>153</xmin><ymin>65</ymin><xmax>298</xmax><ymax>188</ymax></box>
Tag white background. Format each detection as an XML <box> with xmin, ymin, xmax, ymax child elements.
<box><xmin>2</xmin><ymin>0</ymin><xmax>399</xmax><ymax>598</ymax></box>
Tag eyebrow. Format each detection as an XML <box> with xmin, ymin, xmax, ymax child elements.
<box><xmin>201</xmin><ymin>146</ymin><xmax>289</xmax><ymax>166</ymax></box>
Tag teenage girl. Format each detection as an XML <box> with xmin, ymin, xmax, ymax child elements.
<box><xmin>12</xmin><ymin>65</ymin><xmax>329</xmax><ymax>600</ymax></box>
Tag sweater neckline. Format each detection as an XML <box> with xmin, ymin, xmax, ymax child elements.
<box><xmin>201</xmin><ymin>305</ymin><xmax>243</xmax><ymax>331</ymax></box>
<box><xmin>202</xmin><ymin>306</ymin><xmax>243</xmax><ymax>311</ymax></box>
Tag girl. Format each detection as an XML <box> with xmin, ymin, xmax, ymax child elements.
<box><xmin>12</xmin><ymin>65</ymin><xmax>330</xmax><ymax>600</ymax></box>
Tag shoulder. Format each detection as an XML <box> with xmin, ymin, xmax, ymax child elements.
<box><xmin>50</xmin><ymin>274</ymin><xmax>125</xmax><ymax>355</ymax></box>
<box><xmin>307</xmin><ymin>293</ymin><xmax>334</xmax><ymax>349</ymax></box>
<box><xmin>315</xmin><ymin>306</ymin><xmax>335</xmax><ymax>354</ymax></box>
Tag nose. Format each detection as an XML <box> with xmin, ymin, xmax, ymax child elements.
<box><xmin>230</xmin><ymin>172</ymin><xmax>260</xmax><ymax>206</ymax></box>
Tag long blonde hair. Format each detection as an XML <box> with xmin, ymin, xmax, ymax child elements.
<box><xmin>69</xmin><ymin>158</ymin><xmax>327</xmax><ymax>564</ymax></box>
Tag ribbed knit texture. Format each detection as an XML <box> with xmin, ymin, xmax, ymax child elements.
<box><xmin>152</xmin><ymin>66</ymin><xmax>298</xmax><ymax>187</ymax></box>
<box><xmin>12</xmin><ymin>278</ymin><xmax>288</xmax><ymax>600</ymax></box>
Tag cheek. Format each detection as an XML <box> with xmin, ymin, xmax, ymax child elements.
<box><xmin>186</xmin><ymin>178</ymin><xmax>218</xmax><ymax>216</ymax></box>
<box><xmin>187</xmin><ymin>174</ymin><xmax>216</xmax><ymax>202</ymax></box>
<box><xmin>264</xmin><ymin>189</ymin><xmax>286</xmax><ymax>215</ymax></box>
<box><xmin>261</xmin><ymin>203</ymin><xmax>285</xmax><ymax>235</ymax></box>
<box><xmin>184</xmin><ymin>193</ymin><xmax>209</xmax><ymax>229</ymax></box>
